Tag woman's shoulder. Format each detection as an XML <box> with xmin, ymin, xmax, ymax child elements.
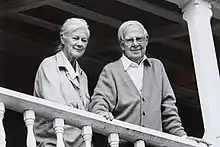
<box><xmin>38</xmin><ymin>54</ymin><xmax>57</xmax><ymax>71</ymax></box>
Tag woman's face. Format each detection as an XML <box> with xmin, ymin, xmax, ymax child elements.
<box><xmin>61</xmin><ymin>28</ymin><xmax>89</xmax><ymax>62</ymax></box>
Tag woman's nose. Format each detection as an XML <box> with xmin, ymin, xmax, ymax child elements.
<box><xmin>76</xmin><ymin>39</ymin><xmax>83</xmax><ymax>46</ymax></box>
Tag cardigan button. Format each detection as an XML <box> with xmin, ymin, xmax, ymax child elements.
<box><xmin>142</xmin><ymin>97</ymin><xmax>145</xmax><ymax>102</ymax></box>
<box><xmin>142</xmin><ymin>111</ymin><xmax>145</xmax><ymax>116</ymax></box>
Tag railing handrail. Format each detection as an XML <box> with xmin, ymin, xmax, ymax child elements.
<box><xmin>0</xmin><ymin>87</ymin><xmax>197</xmax><ymax>147</ymax></box>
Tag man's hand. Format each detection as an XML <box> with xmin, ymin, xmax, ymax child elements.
<box><xmin>181</xmin><ymin>135</ymin><xmax>212</xmax><ymax>146</ymax></box>
<box><xmin>97</xmin><ymin>111</ymin><xmax>114</xmax><ymax>121</ymax></box>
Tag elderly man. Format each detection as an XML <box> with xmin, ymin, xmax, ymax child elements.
<box><xmin>89</xmin><ymin>20</ymin><xmax>187</xmax><ymax>146</ymax></box>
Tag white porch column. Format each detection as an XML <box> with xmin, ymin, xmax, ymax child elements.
<box><xmin>182</xmin><ymin>0</ymin><xmax>220</xmax><ymax>146</ymax></box>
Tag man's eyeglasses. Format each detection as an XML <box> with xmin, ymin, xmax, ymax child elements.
<box><xmin>122</xmin><ymin>36</ymin><xmax>148</xmax><ymax>45</ymax></box>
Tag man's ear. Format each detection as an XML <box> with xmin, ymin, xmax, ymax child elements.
<box><xmin>119</xmin><ymin>41</ymin><xmax>125</xmax><ymax>51</ymax></box>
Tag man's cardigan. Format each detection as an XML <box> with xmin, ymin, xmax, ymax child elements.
<box><xmin>89</xmin><ymin>58</ymin><xmax>186</xmax><ymax>136</ymax></box>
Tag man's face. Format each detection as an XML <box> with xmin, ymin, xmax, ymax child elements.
<box><xmin>61</xmin><ymin>28</ymin><xmax>89</xmax><ymax>61</ymax></box>
<box><xmin>121</xmin><ymin>25</ymin><xmax>148</xmax><ymax>64</ymax></box>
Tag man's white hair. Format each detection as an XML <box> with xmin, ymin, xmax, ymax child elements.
<box><xmin>118</xmin><ymin>20</ymin><xmax>148</xmax><ymax>41</ymax></box>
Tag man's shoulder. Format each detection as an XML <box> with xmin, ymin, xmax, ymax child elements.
<box><xmin>103</xmin><ymin>59</ymin><xmax>122</xmax><ymax>71</ymax></box>
<box><xmin>148</xmin><ymin>57</ymin><xmax>164</xmax><ymax>67</ymax></box>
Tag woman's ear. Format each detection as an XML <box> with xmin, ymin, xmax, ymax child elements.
<box><xmin>60</xmin><ymin>34</ymin><xmax>65</xmax><ymax>45</ymax></box>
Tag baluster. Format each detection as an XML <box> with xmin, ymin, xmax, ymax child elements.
<box><xmin>108</xmin><ymin>133</ymin><xmax>119</xmax><ymax>147</ymax></box>
<box><xmin>0</xmin><ymin>102</ymin><xmax>5</xmax><ymax>147</ymax></box>
<box><xmin>82</xmin><ymin>126</ymin><xmax>92</xmax><ymax>147</ymax></box>
<box><xmin>23</xmin><ymin>110</ymin><xmax>36</xmax><ymax>147</ymax></box>
<box><xmin>134</xmin><ymin>140</ymin><xmax>145</xmax><ymax>147</ymax></box>
<box><xmin>53</xmin><ymin>118</ymin><xmax>65</xmax><ymax>147</ymax></box>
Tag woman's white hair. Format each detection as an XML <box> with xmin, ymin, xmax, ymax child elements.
<box><xmin>60</xmin><ymin>18</ymin><xmax>90</xmax><ymax>37</ymax></box>
<box><xmin>118</xmin><ymin>20</ymin><xmax>148</xmax><ymax>41</ymax></box>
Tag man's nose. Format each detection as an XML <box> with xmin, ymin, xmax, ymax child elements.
<box><xmin>132</xmin><ymin>38</ymin><xmax>138</xmax><ymax>46</ymax></box>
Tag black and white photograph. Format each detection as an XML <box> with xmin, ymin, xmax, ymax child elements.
<box><xmin>0</xmin><ymin>0</ymin><xmax>220</xmax><ymax>147</ymax></box>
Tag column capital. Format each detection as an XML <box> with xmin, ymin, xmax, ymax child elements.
<box><xmin>182</xmin><ymin>0</ymin><xmax>213</xmax><ymax>21</ymax></box>
<box><xmin>180</xmin><ymin>0</ymin><xmax>212</xmax><ymax>13</ymax></box>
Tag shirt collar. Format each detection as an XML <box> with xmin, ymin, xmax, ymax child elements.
<box><xmin>121</xmin><ymin>54</ymin><xmax>151</xmax><ymax>71</ymax></box>
<box><xmin>55</xmin><ymin>51</ymin><xmax>82</xmax><ymax>77</ymax></box>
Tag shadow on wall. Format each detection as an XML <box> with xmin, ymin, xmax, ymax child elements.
<box><xmin>177</xmin><ymin>103</ymin><xmax>204</xmax><ymax>138</ymax></box>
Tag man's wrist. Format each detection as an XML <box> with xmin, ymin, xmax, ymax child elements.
<box><xmin>181</xmin><ymin>135</ymin><xmax>188</xmax><ymax>139</ymax></box>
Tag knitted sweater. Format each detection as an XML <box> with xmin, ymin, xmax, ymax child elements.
<box><xmin>89</xmin><ymin>58</ymin><xmax>186</xmax><ymax>137</ymax></box>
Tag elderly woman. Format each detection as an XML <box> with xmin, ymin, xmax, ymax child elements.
<box><xmin>33</xmin><ymin>18</ymin><xmax>90</xmax><ymax>147</ymax></box>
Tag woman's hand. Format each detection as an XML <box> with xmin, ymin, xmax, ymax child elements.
<box><xmin>97</xmin><ymin>111</ymin><xmax>114</xmax><ymax>121</ymax></box>
<box><xmin>68</xmin><ymin>102</ymin><xmax>84</xmax><ymax>110</ymax></box>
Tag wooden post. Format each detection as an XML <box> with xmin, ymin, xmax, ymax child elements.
<box><xmin>82</xmin><ymin>125</ymin><xmax>92</xmax><ymax>147</ymax></box>
<box><xmin>53</xmin><ymin>118</ymin><xmax>65</xmax><ymax>147</ymax></box>
<box><xmin>0</xmin><ymin>102</ymin><xmax>5</xmax><ymax>147</ymax></box>
<box><xmin>108</xmin><ymin>133</ymin><xmax>119</xmax><ymax>147</ymax></box>
<box><xmin>23</xmin><ymin>110</ymin><xmax>36</xmax><ymax>147</ymax></box>
<box><xmin>134</xmin><ymin>140</ymin><xmax>145</xmax><ymax>147</ymax></box>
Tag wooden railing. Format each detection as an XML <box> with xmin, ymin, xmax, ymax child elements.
<box><xmin>0</xmin><ymin>87</ymin><xmax>199</xmax><ymax>147</ymax></box>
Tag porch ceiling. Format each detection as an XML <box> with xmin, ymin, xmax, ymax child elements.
<box><xmin>1</xmin><ymin>0</ymin><xmax>220</xmax><ymax>109</ymax></box>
